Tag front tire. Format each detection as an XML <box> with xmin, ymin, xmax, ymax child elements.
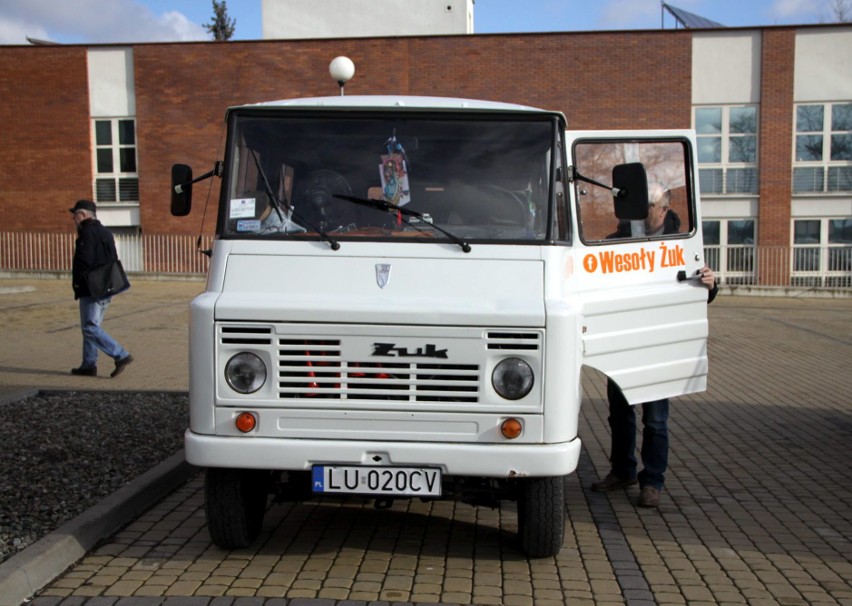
<box><xmin>517</xmin><ymin>475</ymin><xmax>565</xmax><ymax>558</ymax></box>
<box><xmin>205</xmin><ymin>467</ymin><xmax>270</xmax><ymax>549</ymax></box>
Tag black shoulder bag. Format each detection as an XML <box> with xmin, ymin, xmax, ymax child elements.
<box><xmin>84</xmin><ymin>232</ymin><xmax>131</xmax><ymax>299</ymax></box>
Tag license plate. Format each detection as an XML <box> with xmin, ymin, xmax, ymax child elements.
<box><xmin>312</xmin><ymin>465</ymin><xmax>442</xmax><ymax>497</ymax></box>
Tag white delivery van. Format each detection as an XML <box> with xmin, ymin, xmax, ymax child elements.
<box><xmin>171</xmin><ymin>94</ymin><xmax>710</xmax><ymax>557</ymax></box>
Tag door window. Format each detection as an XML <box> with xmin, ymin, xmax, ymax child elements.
<box><xmin>573</xmin><ymin>139</ymin><xmax>695</xmax><ymax>243</ymax></box>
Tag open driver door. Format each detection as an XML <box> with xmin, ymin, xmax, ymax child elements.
<box><xmin>568</xmin><ymin>132</ymin><xmax>710</xmax><ymax>404</ymax></box>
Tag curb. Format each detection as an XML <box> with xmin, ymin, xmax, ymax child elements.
<box><xmin>0</xmin><ymin>389</ymin><xmax>39</xmax><ymax>407</ymax></box>
<box><xmin>0</xmin><ymin>451</ymin><xmax>197</xmax><ymax>606</ymax></box>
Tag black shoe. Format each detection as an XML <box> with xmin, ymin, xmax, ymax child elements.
<box><xmin>71</xmin><ymin>365</ymin><xmax>97</xmax><ymax>376</ymax></box>
<box><xmin>110</xmin><ymin>354</ymin><xmax>134</xmax><ymax>378</ymax></box>
<box><xmin>591</xmin><ymin>473</ymin><xmax>638</xmax><ymax>492</ymax></box>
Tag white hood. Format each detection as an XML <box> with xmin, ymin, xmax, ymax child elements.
<box><xmin>214</xmin><ymin>245</ymin><xmax>544</xmax><ymax>327</ymax></box>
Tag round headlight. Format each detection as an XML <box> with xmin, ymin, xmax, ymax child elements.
<box><xmin>492</xmin><ymin>357</ymin><xmax>534</xmax><ymax>400</ymax></box>
<box><xmin>225</xmin><ymin>353</ymin><xmax>267</xmax><ymax>394</ymax></box>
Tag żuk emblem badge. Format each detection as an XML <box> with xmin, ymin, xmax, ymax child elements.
<box><xmin>375</xmin><ymin>264</ymin><xmax>391</xmax><ymax>289</ymax></box>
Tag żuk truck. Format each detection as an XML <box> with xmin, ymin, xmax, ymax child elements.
<box><xmin>171</xmin><ymin>92</ymin><xmax>710</xmax><ymax>557</ymax></box>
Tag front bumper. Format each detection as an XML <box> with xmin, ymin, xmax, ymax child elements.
<box><xmin>185</xmin><ymin>430</ymin><xmax>582</xmax><ymax>478</ymax></box>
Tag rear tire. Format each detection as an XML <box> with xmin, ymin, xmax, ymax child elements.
<box><xmin>517</xmin><ymin>475</ymin><xmax>565</xmax><ymax>558</ymax></box>
<box><xmin>205</xmin><ymin>467</ymin><xmax>270</xmax><ymax>549</ymax></box>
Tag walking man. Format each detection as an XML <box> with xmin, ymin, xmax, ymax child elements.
<box><xmin>69</xmin><ymin>199</ymin><xmax>134</xmax><ymax>378</ymax></box>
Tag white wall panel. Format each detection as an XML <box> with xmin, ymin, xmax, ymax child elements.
<box><xmin>794</xmin><ymin>28</ymin><xmax>852</xmax><ymax>101</ymax></box>
<box><xmin>87</xmin><ymin>48</ymin><xmax>135</xmax><ymax>117</ymax></box>
<box><xmin>692</xmin><ymin>32</ymin><xmax>761</xmax><ymax>104</ymax></box>
<box><xmin>262</xmin><ymin>0</ymin><xmax>473</xmax><ymax>39</ymax></box>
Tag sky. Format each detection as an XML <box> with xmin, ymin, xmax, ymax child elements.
<box><xmin>0</xmin><ymin>0</ymin><xmax>844</xmax><ymax>45</ymax></box>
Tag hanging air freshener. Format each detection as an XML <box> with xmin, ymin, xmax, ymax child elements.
<box><xmin>379</xmin><ymin>133</ymin><xmax>411</xmax><ymax>207</ymax></box>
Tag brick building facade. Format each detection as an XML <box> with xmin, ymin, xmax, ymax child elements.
<box><xmin>1</xmin><ymin>25</ymin><xmax>850</xmax><ymax>281</ymax></box>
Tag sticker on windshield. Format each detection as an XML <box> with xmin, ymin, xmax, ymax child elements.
<box><xmin>236</xmin><ymin>219</ymin><xmax>261</xmax><ymax>232</ymax></box>
<box><xmin>229</xmin><ymin>197</ymin><xmax>256</xmax><ymax>219</ymax></box>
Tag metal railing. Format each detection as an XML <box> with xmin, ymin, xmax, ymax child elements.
<box><xmin>704</xmin><ymin>244</ymin><xmax>852</xmax><ymax>288</ymax></box>
<box><xmin>0</xmin><ymin>232</ymin><xmax>212</xmax><ymax>275</ymax></box>
<box><xmin>1</xmin><ymin>232</ymin><xmax>849</xmax><ymax>290</ymax></box>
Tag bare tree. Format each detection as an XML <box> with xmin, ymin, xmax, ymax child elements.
<box><xmin>206</xmin><ymin>0</ymin><xmax>236</xmax><ymax>41</ymax></box>
<box><xmin>823</xmin><ymin>0</ymin><xmax>852</xmax><ymax>22</ymax></box>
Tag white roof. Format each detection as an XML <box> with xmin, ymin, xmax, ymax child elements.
<box><xmin>237</xmin><ymin>95</ymin><xmax>548</xmax><ymax>113</ymax></box>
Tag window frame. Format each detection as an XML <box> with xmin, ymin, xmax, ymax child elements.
<box><xmin>693</xmin><ymin>104</ymin><xmax>759</xmax><ymax>196</ymax></box>
<box><xmin>217</xmin><ymin>109</ymin><xmax>560</xmax><ymax>245</ymax></box>
<box><xmin>92</xmin><ymin>117</ymin><xmax>139</xmax><ymax>205</ymax></box>
<box><xmin>791</xmin><ymin>217</ymin><xmax>852</xmax><ymax>284</ymax></box>
<box><xmin>792</xmin><ymin>101</ymin><xmax>852</xmax><ymax>194</ymax></box>
<box><xmin>571</xmin><ymin>136</ymin><xmax>698</xmax><ymax>246</ymax></box>
<box><xmin>701</xmin><ymin>218</ymin><xmax>757</xmax><ymax>284</ymax></box>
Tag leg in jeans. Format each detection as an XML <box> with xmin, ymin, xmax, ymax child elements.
<box><xmin>79</xmin><ymin>296</ymin><xmax>129</xmax><ymax>367</ymax></box>
<box><xmin>638</xmin><ymin>398</ymin><xmax>669</xmax><ymax>490</ymax></box>
<box><xmin>606</xmin><ymin>379</ymin><xmax>638</xmax><ymax>481</ymax></box>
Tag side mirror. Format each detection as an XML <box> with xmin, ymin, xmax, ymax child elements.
<box><xmin>171</xmin><ymin>164</ymin><xmax>193</xmax><ymax>216</ymax></box>
<box><xmin>612</xmin><ymin>162</ymin><xmax>649</xmax><ymax>221</ymax></box>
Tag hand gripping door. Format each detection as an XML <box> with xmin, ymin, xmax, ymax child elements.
<box><xmin>569</xmin><ymin>131</ymin><xmax>710</xmax><ymax>404</ymax></box>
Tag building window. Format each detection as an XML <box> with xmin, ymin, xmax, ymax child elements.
<box><xmin>702</xmin><ymin>218</ymin><xmax>756</xmax><ymax>284</ymax></box>
<box><xmin>829</xmin><ymin>218</ymin><xmax>852</xmax><ymax>275</ymax></box>
<box><xmin>793</xmin><ymin>219</ymin><xmax>820</xmax><ymax>271</ymax></box>
<box><xmin>793</xmin><ymin>102</ymin><xmax>852</xmax><ymax>193</ymax></box>
<box><xmin>695</xmin><ymin>106</ymin><xmax>758</xmax><ymax>195</ymax></box>
<box><xmin>792</xmin><ymin>218</ymin><xmax>852</xmax><ymax>286</ymax></box>
<box><xmin>93</xmin><ymin>118</ymin><xmax>139</xmax><ymax>203</ymax></box>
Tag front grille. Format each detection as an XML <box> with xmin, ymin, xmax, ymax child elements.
<box><xmin>277</xmin><ymin>338</ymin><xmax>479</xmax><ymax>402</ymax></box>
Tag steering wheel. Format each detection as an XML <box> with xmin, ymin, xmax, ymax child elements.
<box><xmin>292</xmin><ymin>170</ymin><xmax>355</xmax><ymax>232</ymax></box>
<box><xmin>481</xmin><ymin>185</ymin><xmax>533</xmax><ymax>231</ymax></box>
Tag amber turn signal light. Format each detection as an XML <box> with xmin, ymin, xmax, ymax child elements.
<box><xmin>500</xmin><ymin>418</ymin><xmax>523</xmax><ymax>439</ymax></box>
<box><xmin>235</xmin><ymin>412</ymin><xmax>257</xmax><ymax>433</ymax></box>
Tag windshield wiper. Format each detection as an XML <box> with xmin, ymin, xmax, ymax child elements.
<box><xmin>248</xmin><ymin>149</ymin><xmax>340</xmax><ymax>250</ymax></box>
<box><xmin>334</xmin><ymin>194</ymin><xmax>471</xmax><ymax>253</ymax></box>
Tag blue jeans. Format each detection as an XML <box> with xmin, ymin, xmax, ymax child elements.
<box><xmin>79</xmin><ymin>296</ymin><xmax>129</xmax><ymax>368</ymax></box>
<box><xmin>606</xmin><ymin>379</ymin><xmax>669</xmax><ymax>490</ymax></box>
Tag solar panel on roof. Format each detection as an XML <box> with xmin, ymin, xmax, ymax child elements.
<box><xmin>663</xmin><ymin>3</ymin><xmax>725</xmax><ymax>28</ymax></box>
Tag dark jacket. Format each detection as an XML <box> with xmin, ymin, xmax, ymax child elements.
<box><xmin>72</xmin><ymin>218</ymin><xmax>118</xmax><ymax>299</ymax></box>
<box><xmin>608</xmin><ymin>210</ymin><xmax>718</xmax><ymax>303</ymax></box>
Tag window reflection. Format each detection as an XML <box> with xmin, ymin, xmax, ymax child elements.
<box><xmin>224</xmin><ymin>115</ymin><xmax>556</xmax><ymax>242</ymax></box>
<box><xmin>574</xmin><ymin>140</ymin><xmax>692</xmax><ymax>243</ymax></box>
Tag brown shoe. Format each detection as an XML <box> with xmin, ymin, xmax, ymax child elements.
<box><xmin>638</xmin><ymin>485</ymin><xmax>661</xmax><ymax>508</ymax></box>
<box><xmin>110</xmin><ymin>354</ymin><xmax>134</xmax><ymax>378</ymax></box>
<box><xmin>591</xmin><ymin>473</ymin><xmax>638</xmax><ymax>492</ymax></box>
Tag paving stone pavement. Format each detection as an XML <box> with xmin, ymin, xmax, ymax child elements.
<box><xmin>1</xmin><ymin>278</ymin><xmax>851</xmax><ymax>605</ymax></box>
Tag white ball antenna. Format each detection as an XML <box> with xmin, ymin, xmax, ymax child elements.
<box><xmin>329</xmin><ymin>56</ymin><xmax>355</xmax><ymax>96</ymax></box>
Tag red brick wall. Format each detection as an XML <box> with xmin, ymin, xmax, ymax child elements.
<box><xmin>757</xmin><ymin>29</ymin><xmax>795</xmax><ymax>248</ymax></box>
<box><xmin>0</xmin><ymin>46</ymin><xmax>91</xmax><ymax>233</ymax></box>
<box><xmin>135</xmin><ymin>31</ymin><xmax>692</xmax><ymax>235</ymax></box>
<box><xmin>2</xmin><ymin>30</ymin><xmax>693</xmax><ymax>236</ymax></box>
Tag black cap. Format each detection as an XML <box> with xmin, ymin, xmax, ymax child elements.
<box><xmin>69</xmin><ymin>199</ymin><xmax>97</xmax><ymax>214</ymax></box>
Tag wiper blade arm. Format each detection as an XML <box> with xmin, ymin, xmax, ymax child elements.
<box><xmin>334</xmin><ymin>195</ymin><xmax>471</xmax><ymax>253</ymax></box>
<box><xmin>249</xmin><ymin>149</ymin><xmax>339</xmax><ymax>250</ymax></box>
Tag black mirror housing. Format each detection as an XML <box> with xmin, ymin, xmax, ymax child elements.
<box><xmin>171</xmin><ymin>164</ymin><xmax>193</xmax><ymax>216</ymax></box>
<box><xmin>612</xmin><ymin>162</ymin><xmax>649</xmax><ymax>221</ymax></box>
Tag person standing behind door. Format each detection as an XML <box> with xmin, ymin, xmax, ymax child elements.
<box><xmin>592</xmin><ymin>187</ymin><xmax>718</xmax><ymax>507</ymax></box>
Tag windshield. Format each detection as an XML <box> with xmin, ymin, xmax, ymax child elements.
<box><xmin>220</xmin><ymin>112</ymin><xmax>556</xmax><ymax>243</ymax></box>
